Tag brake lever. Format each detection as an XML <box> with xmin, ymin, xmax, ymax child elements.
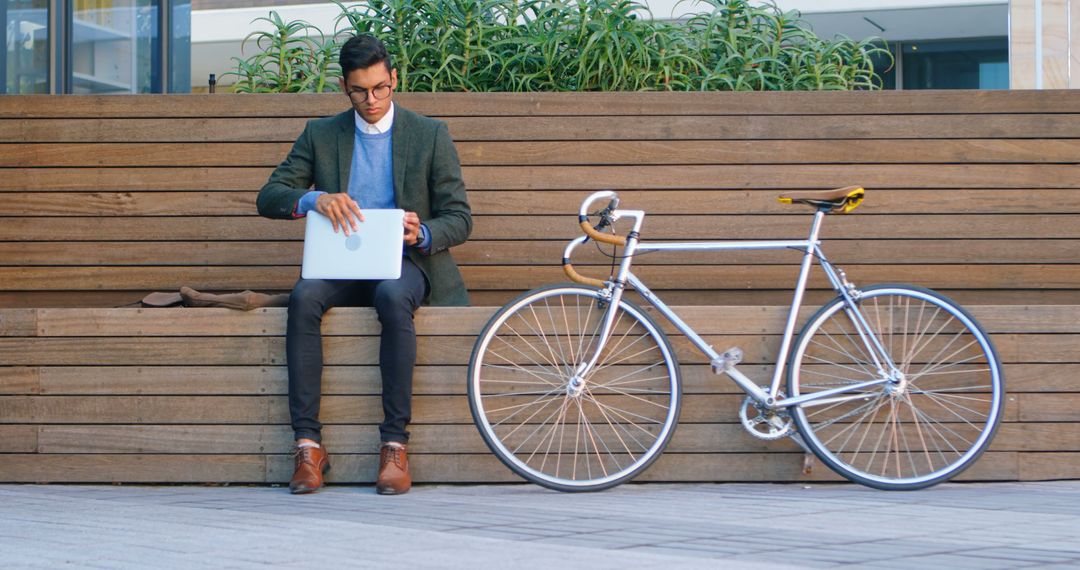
<box><xmin>590</xmin><ymin>207</ymin><xmax>613</xmax><ymax>231</ymax></box>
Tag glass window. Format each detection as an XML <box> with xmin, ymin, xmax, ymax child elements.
<box><xmin>902</xmin><ymin>38</ymin><xmax>1008</xmax><ymax>90</ymax></box>
<box><xmin>3</xmin><ymin>0</ymin><xmax>50</xmax><ymax>94</ymax></box>
<box><xmin>71</xmin><ymin>0</ymin><xmax>161</xmax><ymax>93</ymax></box>
<box><xmin>170</xmin><ymin>0</ymin><xmax>190</xmax><ymax>92</ymax></box>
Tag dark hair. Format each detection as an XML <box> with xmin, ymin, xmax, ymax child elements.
<box><xmin>339</xmin><ymin>34</ymin><xmax>394</xmax><ymax>77</ymax></box>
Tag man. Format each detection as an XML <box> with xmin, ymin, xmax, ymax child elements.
<box><xmin>256</xmin><ymin>34</ymin><xmax>471</xmax><ymax>495</ymax></box>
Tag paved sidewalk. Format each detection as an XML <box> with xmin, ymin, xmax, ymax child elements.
<box><xmin>1</xmin><ymin>482</ymin><xmax>1079</xmax><ymax>569</ymax></box>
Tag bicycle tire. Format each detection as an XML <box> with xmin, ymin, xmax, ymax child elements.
<box><xmin>788</xmin><ymin>284</ymin><xmax>1004</xmax><ymax>490</ymax></box>
<box><xmin>468</xmin><ymin>284</ymin><xmax>681</xmax><ymax>492</ymax></box>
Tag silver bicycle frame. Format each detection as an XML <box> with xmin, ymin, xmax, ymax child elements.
<box><xmin>567</xmin><ymin>194</ymin><xmax>896</xmax><ymax>409</ymax></box>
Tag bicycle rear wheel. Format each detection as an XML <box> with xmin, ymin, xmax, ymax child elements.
<box><xmin>468</xmin><ymin>284</ymin><xmax>681</xmax><ymax>492</ymax></box>
<box><xmin>788</xmin><ymin>285</ymin><xmax>1004</xmax><ymax>490</ymax></box>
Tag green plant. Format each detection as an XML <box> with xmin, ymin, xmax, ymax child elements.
<box><xmin>227</xmin><ymin>0</ymin><xmax>891</xmax><ymax>93</ymax></box>
<box><xmin>222</xmin><ymin>11</ymin><xmax>340</xmax><ymax>93</ymax></box>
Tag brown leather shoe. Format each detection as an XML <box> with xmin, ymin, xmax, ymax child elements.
<box><xmin>289</xmin><ymin>444</ymin><xmax>330</xmax><ymax>494</ymax></box>
<box><xmin>376</xmin><ymin>443</ymin><xmax>411</xmax><ymax>495</ymax></box>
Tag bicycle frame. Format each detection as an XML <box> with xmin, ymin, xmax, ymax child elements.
<box><xmin>566</xmin><ymin>191</ymin><xmax>900</xmax><ymax>411</ymax></box>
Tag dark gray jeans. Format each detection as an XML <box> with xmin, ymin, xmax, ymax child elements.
<box><xmin>286</xmin><ymin>258</ymin><xmax>428</xmax><ymax>444</ymax></box>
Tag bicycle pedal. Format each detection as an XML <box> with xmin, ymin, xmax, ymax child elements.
<box><xmin>710</xmin><ymin>347</ymin><xmax>743</xmax><ymax>374</ymax></box>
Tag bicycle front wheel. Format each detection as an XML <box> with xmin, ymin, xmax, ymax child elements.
<box><xmin>468</xmin><ymin>284</ymin><xmax>681</xmax><ymax>492</ymax></box>
<box><xmin>788</xmin><ymin>285</ymin><xmax>1004</xmax><ymax>490</ymax></box>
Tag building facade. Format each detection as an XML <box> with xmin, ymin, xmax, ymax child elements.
<box><xmin>2</xmin><ymin>0</ymin><xmax>191</xmax><ymax>94</ymax></box>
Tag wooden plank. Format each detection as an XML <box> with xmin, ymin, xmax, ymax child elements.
<box><xmin>0</xmin><ymin>335</ymin><xmax>775</xmax><ymax>365</ymax></box>
<box><xmin>0</xmin><ymin>454</ymin><xmax>266</xmax><ymax>483</ymax></box>
<box><xmin>1</xmin><ymin>143</ymin><xmax>291</xmax><ymax>168</ymax></box>
<box><xmin>0</xmin><ymin>192</ymin><xmax>256</xmax><ymax>216</ymax></box>
<box><xmin>0</xmin><ymin>367</ymin><xmax>39</xmax><ymax>394</ymax></box>
<box><xmin>468</xmin><ymin>189</ymin><xmax>1080</xmax><ymax>216</ymax></box>
<box><xmin>7</xmin><ymin>115</ymin><xmax>1080</xmax><ymax>143</ymax></box>
<box><xmin>0</xmin><ymin>291</ymin><xmax>152</xmax><ymax>309</ymax></box>
<box><xmin>0</xmin><ymin>309</ymin><xmax>36</xmax><ymax>336</ymax></box>
<box><xmin>4</xmin><ymin>189</ymin><xmax>1079</xmax><ymax>217</ymax></box>
<box><xmin>1</xmin><ymin>289</ymin><xmax>1076</xmax><ymax>311</ymax></box>
<box><xmin>23</xmin><ymin>305</ymin><xmax>1080</xmax><ymax>337</ymax></box>
<box><xmin>4</xmin><ymin>91</ymin><xmax>1080</xmax><ymax>119</ymax></box>
<box><xmin>969</xmin><ymin>306</ymin><xmax>1080</xmax><ymax>333</ymax></box>
<box><xmin>0</xmin><ymin>426</ymin><xmax>37</xmax><ymax>452</ymax></box>
<box><xmin>26</xmin><ymin>364</ymin><xmax>748</xmax><ymax>396</ymax></box>
<box><xmin>1002</xmin><ymin>363</ymin><xmax>1080</xmax><ymax>392</ymax></box>
<box><xmin>10</xmin><ymin>139</ymin><xmax>1080</xmax><ymax>167</ymax></box>
<box><xmin>31</xmin><ymin>307</ymin><xmax>493</xmax><ymax>337</ymax></box>
<box><xmin>1019</xmin><ymin>452</ymin><xmax>1080</xmax><ymax>480</ymax></box>
<box><xmin>454</xmin><ymin>139</ymin><xmax>1080</xmax><ymax>166</ymax></box>
<box><xmin>3</xmin><ymin>332</ymin><xmax>1073</xmax><ymax>366</ymax></box>
<box><xmin>453</xmin><ymin>265</ymin><xmax>1078</xmax><ymax>291</ymax></box>
<box><xmin>2</xmin><ymin>326</ymin><xmax>1063</xmax><ymax>368</ymax></box>
<box><xmin>460</xmin><ymin>165</ymin><xmax>1080</xmax><ymax>191</ymax></box>
<box><xmin>442</xmin><ymin>115</ymin><xmax>1080</xmax><ymax>141</ymax></box>
<box><xmin>2</xmin><ymin>264</ymin><xmax>1073</xmax><ymax>292</ymax></box>
<box><xmin>991</xmin><ymin>423</ymin><xmax>1080</xmax><ymax>452</ymax></box>
<box><xmin>1019</xmin><ymin>393</ymin><xmax>1080</xmax><ymax>422</ymax></box>
<box><xmin>30</xmin><ymin>422</ymin><xmax>1078</xmax><ymax>455</ymax></box>
<box><xmin>3</xmin><ymin>238</ymin><xmax>1079</xmax><ymax>266</ymax></box>
<box><xmin>3</xmin><ymin>214</ymin><xmax>1079</xmax><ymax>242</ymax></box>
<box><xmin>0</xmin><ymin>167</ymin><xmax>273</xmax><ymax>191</ymax></box>
<box><xmin>0</xmin><ymin>394</ymin><xmax>747</xmax><ymax>424</ymax></box>
<box><xmin>14</xmin><ymin>362</ymin><xmax>1074</xmax><ymax>396</ymax></box>
<box><xmin>0</xmin><ymin>118</ymin><xmax>307</xmax><ymax>143</ymax></box>
<box><xmin>7</xmin><ymin>165</ymin><xmax>1080</xmax><ymax>191</ymax></box>
<box><xmin>30</xmin><ymin>423</ymin><xmax>780</xmax><ymax>455</ymax></box>
<box><xmin>0</xmin><ymin>450</ymin><xmax>1026</xmax><ymax>484</ymax></box>
<box><xmin>0</xmin><ymin>337</ymin><xmax>283</xmax><ymax>366</ymax></box>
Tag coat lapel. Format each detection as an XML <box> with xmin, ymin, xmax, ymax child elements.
<box><xmin>391</xmin><ymin>105</ymin><xmax>411</xmax><ymax>208</ymax></box>
<box><xmin>335</xmin><ymin>110</ymin><xmax>353</xmax><ymax>195</ymax></box>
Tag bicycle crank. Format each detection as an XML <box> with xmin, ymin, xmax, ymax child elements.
<box><xmin>738</xmin><ymin>396</ymin><xmax>794</xmax><ymax>440</ymax></box>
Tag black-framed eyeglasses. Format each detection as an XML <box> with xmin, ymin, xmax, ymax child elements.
<box><xmin>347</xmin><ymin>83</ymin><xmax>393</xmax><ymax>104</ymax></box>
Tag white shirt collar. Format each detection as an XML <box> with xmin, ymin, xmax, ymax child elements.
<box><xmin>354</xmin><ymin>102</ymin><xmax>395</xmax><ymax>135</ymax></box>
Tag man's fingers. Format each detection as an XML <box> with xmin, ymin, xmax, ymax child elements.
<box><xmin>331</xmin><ymin>203</ymin><xmax>352</xmax><ymax>236</ymax></box>
<box><xmin>349</xmin><ymin>200</ymin><xmax>364</xmax><ymax>223</ymax></box>
<box><xmin>338</xmin><ymin>197</ymin><xmax>360</xmax><ymax>232</ymax></box>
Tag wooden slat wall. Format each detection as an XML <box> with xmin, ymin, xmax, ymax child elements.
<box><xmin>1</xmin><ymin>305</ymin><xmax>1077</xmax><ymax>484</ymax></box>
<box><xmin>1</xmin><ymin>91</ymin><xmax>1078</xmax><ymax>484</ymax></box>
<box><xmin>1</xmin><ymin>91</ymin><xmax>1079</xmax><ymax>307</ymax></box>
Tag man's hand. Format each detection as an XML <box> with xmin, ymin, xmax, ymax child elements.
<box><xmin>403</xmin><ymin>211</ymin><xmax>421</xmax><ymax>246</ymax></box>
<box><xmin>315</xmin><ymin>193</ymin><xmax>364</xmax><ymax>235</ymax></box>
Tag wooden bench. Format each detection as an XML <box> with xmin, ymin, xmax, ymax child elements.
<box><xmin>1</xmin><ymin>91</ymin><xmax>1078</xmax><ymax>483</ymax></box>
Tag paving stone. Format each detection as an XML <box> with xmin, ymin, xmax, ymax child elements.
<box><xmin>2</xmin><ymin>482</ymin><xmax>1080</xmax><ymax>569</ymax></box>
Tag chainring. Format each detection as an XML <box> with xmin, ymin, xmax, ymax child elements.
<box><xmin>738</xmin><ymin>396</ymin><xmax>794</xmax><ymax>440</ymax></box>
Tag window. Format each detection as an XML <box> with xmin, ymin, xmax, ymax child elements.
<box><xmin>902</xmin><ymin>38</ymin><xmax>1009</xmax><ymax>90</ymax></box>
<box><xmin>1</xmin><ymin>0</ymin><xmax>190</xmax><ymax>94</ymax></box>
<box><xmin>71</xmin><ymin>0</ymin><xmax>160</xmax><ymax>93</ymax></box>
<box><xmin>3</xmin><ymin>0</ymin><xmax>50</xmax><ymax>94</ymax></box>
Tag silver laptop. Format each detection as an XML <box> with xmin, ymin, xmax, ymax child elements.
<box><xmin>301</xmin><ymin>209</ymin><xmax>405</xmax><ymax>280</ymax></box>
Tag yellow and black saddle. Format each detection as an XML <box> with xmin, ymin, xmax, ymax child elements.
<box><xmin>778</xmin><ymin>186</ymin><xmax>865</xmax><ymax>214</ymax></box>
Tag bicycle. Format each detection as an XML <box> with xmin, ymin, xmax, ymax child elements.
<box><xmin>467</xmin><ymin>188</ymin><xmax>1004</xmax><ymax>492</ymax></box>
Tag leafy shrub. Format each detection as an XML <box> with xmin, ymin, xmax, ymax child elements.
<box><xmin>225</xmin><ymin>0</ymin><xmax>889</xmax><ymax>92</ymax></box>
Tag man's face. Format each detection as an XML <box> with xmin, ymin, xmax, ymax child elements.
<box><xmin>340</xmin><ymin>63</ymin><xmax>397</xmax><ymax>125</ymax></box>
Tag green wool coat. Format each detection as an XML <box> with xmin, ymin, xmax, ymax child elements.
<box><xmin>256</xmin><ymin>105</ymin><xmax>473</xmax><ymax>307</ymax></box>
